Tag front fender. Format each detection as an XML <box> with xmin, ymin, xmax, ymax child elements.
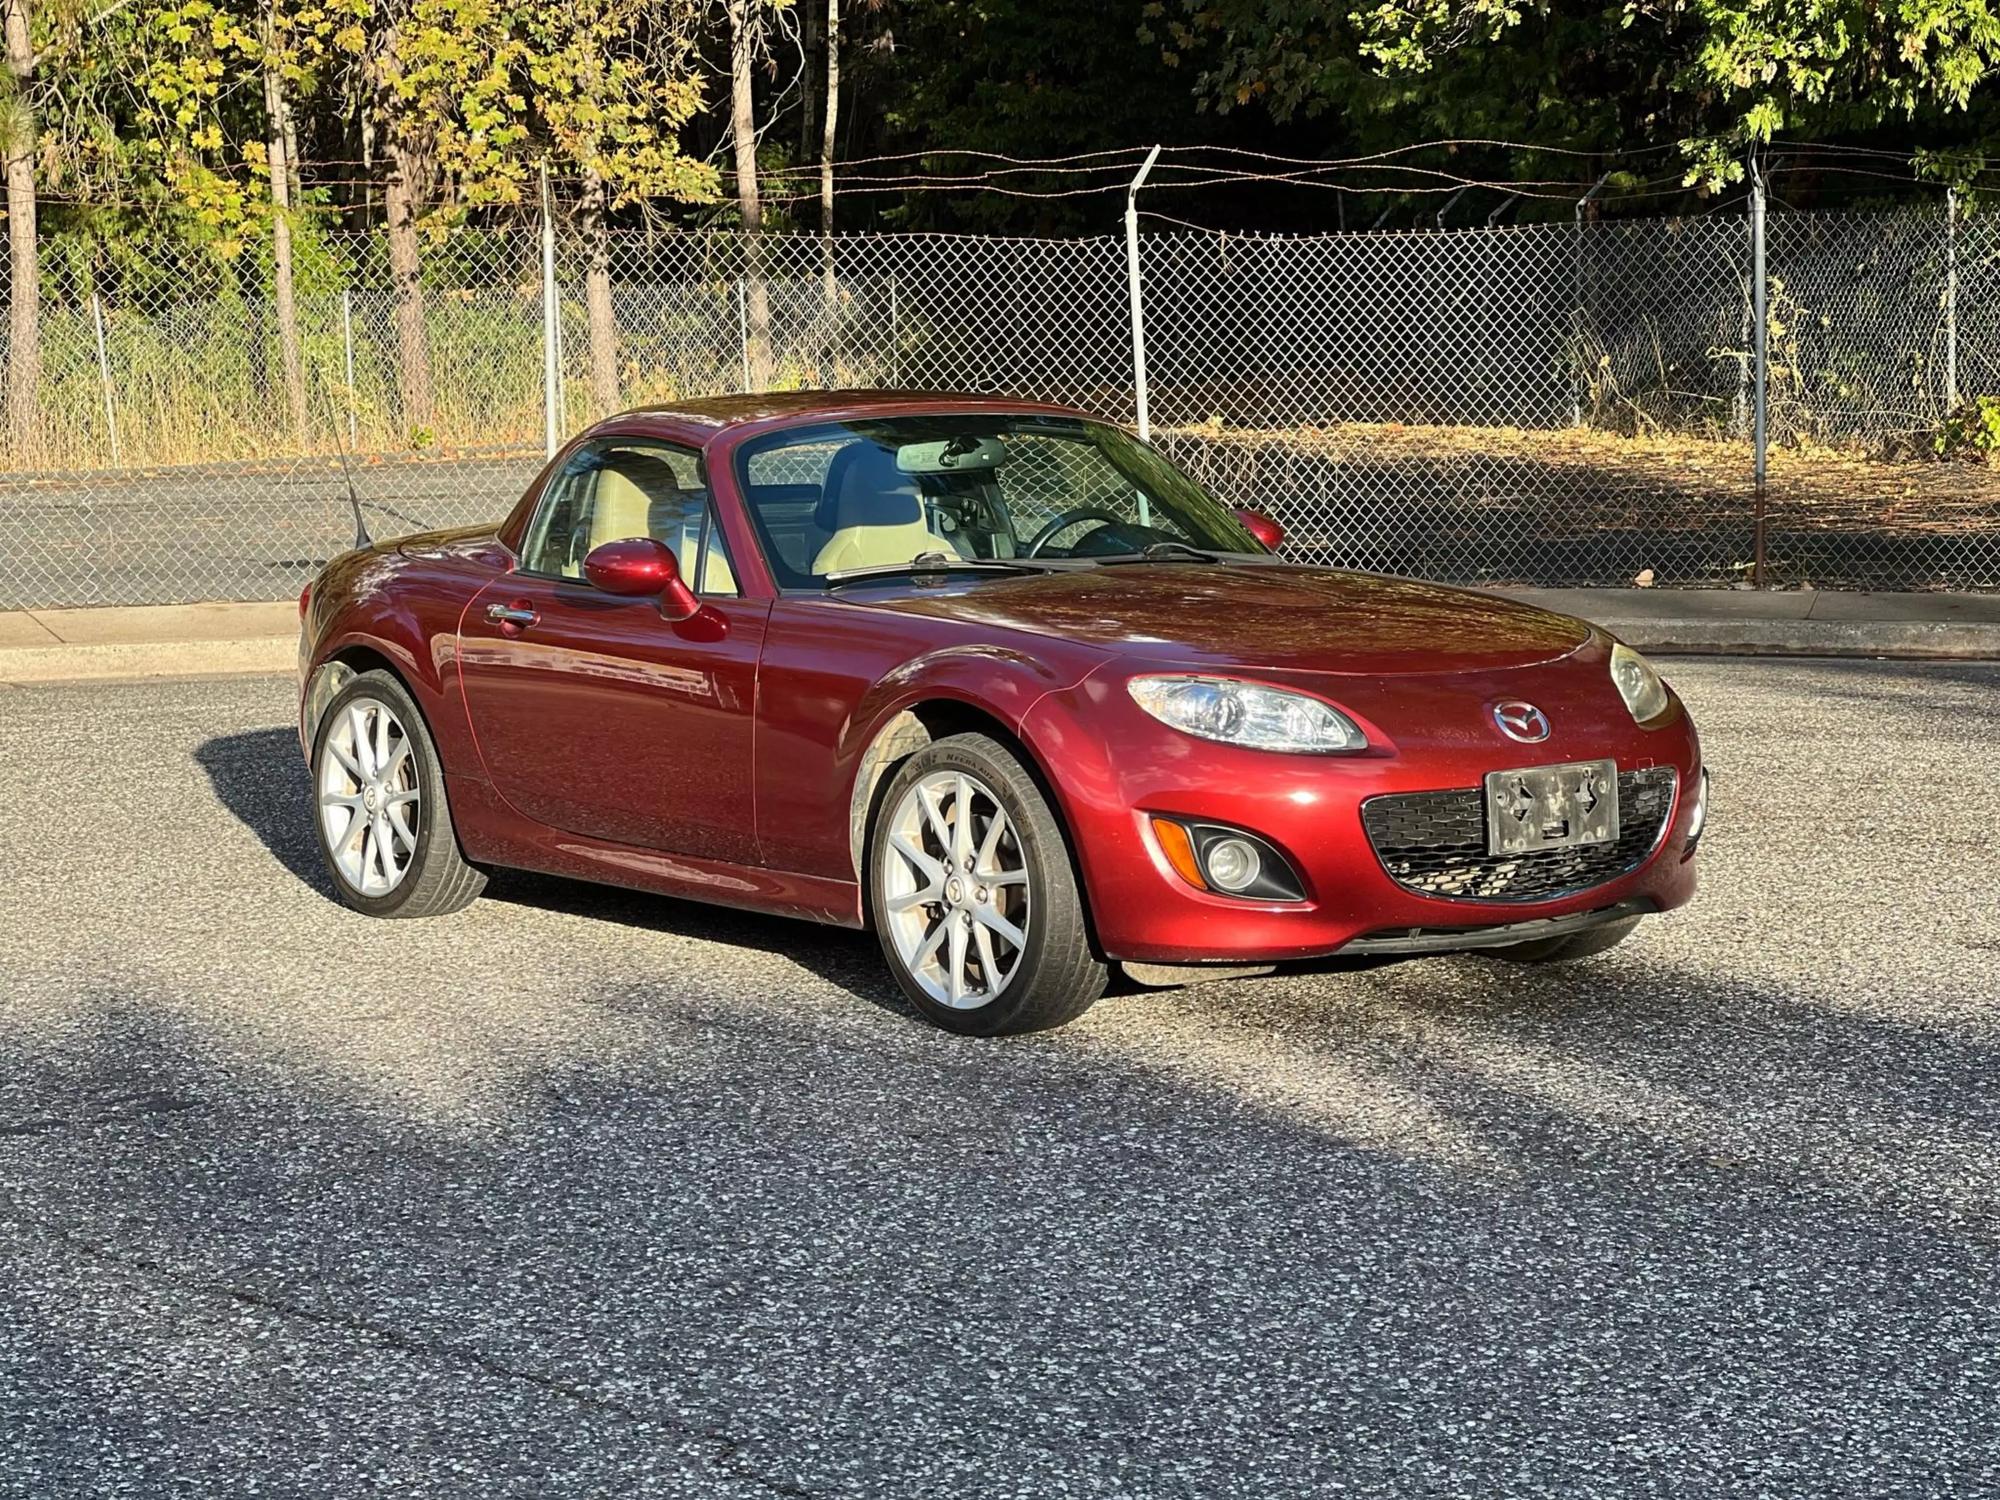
<box><xmin>834</xmin><ymin>643</ymin><xmax>1097</xmax><ymax>879</ymax></box>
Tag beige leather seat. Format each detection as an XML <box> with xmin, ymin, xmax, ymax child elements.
<box><xmin>588</xmin><ymin>452</ymin><xmax>737</xmax><ymax>594</ymax></box>
<box><xmin>810</xmin><ymin>441</ymin><xmax>957</xmax><ymax>575</ymax></box>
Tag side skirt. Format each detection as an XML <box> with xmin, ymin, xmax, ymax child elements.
<box><xmin>449</xmin><ymin>777</ymin><xmax>864</xmax><ymax>928</ymax></box>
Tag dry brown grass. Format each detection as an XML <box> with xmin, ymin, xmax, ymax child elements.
<box><xmin>1166</xmin><ymin>422</ymin><xmax>2000</xmax><ymax>539</ymax></box>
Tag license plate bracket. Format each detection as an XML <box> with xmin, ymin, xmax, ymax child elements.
<box><xmin>1484</xmin><ymin>759</ymin><xmax>1619</xmax><ymax>856</ymax></box>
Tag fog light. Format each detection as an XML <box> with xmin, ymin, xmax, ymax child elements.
<box><xmin>1202</xmin><ymin>837</ymin><xmax>1262</xmax><ymax>892</ymax></box>
<box><xmin>1686</xmin><ymin>767</ymin><xmax>1709</xmax><ymax>851</ymax></box>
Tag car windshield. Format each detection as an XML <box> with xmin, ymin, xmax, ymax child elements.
<box><xmin>732</xmin><ymin>413</ymin><xmax>1267</xmax><ymax>588</ymax></box>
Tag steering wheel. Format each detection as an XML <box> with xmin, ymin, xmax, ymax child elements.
<box><xmin>1023</xmin><ymin>507</ymin><xmax>1125</xmax><ymax>557</ymax></box>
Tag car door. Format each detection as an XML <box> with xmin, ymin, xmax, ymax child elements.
<box><xmin>458</xmin><ymin>437</ymin><xmax>768</xmax><ymax>864</ymax></box>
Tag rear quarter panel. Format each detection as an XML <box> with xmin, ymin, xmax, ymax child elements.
<box><xmin>300</xmin><ymin>531</ymin><xmax>512</xmax><ymax>782</ymax></box>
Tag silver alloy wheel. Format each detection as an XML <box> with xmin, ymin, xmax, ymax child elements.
<box><xmin>880</xmin><ymin>769</ymin><xmax>1032</xmax><ymax>1009</ymax></box>
<box><xmin>317</xmin><ymin>696</ymin><xmax>421</xmax><ymax>897</ymax></box>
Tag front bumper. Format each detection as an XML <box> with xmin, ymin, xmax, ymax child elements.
<box><xmin>1338</xmin><ymin>897</ymin><xmax>1655</xmax><ymax>957</ymax></box>
<box><xmin>1022</xmin><ymin>654</ymin><xmax>1703</xmax><ymax>965</ymax></box>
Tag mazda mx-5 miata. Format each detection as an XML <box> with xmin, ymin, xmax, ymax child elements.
<box><xmin>297</xmin><ymin>392</ymin><xmax>1706</xmax><ymax>1035</ymax></box>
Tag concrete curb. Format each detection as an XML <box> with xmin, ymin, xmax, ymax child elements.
<box><xmin>1495</xmin><ymin>588</ymin><xmax>2000</xmax><ymax>661</ymax></box>
<box><xmin>0</xmin><ymin>636</ymin><xmax>293</xmax><ymax>685</ymax></box>
<box><xmin>1576</xmin><ymin>619</ymin><xmax>2000</xmax><ymax>660</ymax></box>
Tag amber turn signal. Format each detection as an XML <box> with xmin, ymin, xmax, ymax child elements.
<box><xmin>1150</xmin><ymin>816</ymin><xmax>1208</xmax><ymax>891</ymax></box>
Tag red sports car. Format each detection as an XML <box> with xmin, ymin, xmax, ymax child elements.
<box><xmin>298</xmin><ymin>392</ymin><xmax>1706</xmax><ymax>1035</ymax></box>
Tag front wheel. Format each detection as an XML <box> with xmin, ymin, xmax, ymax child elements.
<box><xmin>311</xmin><ymin>669</ymin><xmax>486</xmax><ymax>918</ymax></box>
<box><xmin>868</xmin><ymin>733</ymin><xmax>1106</xmax><ymax>1036</ymax></box>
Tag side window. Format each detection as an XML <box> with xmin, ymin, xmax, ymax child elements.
<box><xmin>741</xmin><ymin>437</ymin><xmax>847</xmax><ymax>584</ymax></box>
<box><xmin>521</xmin><ymin>441</ymin><xmax>738</xmax><ymax>597</ymax></box>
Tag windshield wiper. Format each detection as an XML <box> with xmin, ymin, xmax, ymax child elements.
<box><xmin>1096</xmin><ymin>540</ymin><xmax>1226</xmax><ymax>565</ymax></box>
<box><xmin>823</xmin><ymin>553</ymin><xmax>1060</xmax><ymax>587</ymax></box>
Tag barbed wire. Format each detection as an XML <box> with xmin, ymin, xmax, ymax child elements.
<box><xmin>17</xmin><ymin>141</ymin><xmax>1977</xmax><ymax>222</ymax></box>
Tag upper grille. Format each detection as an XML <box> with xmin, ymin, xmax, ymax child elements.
<box><xmin>1360</xmin><ymin>767</ymin><xmax>1677</xmax><ymax>903</ymax></box>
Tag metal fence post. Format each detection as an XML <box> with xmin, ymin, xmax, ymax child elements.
<box><xmin>1946</xmin><ymin>188</ymin><xmax>1961</xmax><ymax>413</ymax></box>
<box><xmin>1733</xmin><ymin>216</ymin><xmax>1752</xmax><ymax>439</ymax></box>
<box><xmin>540</xmin><ymin>165</ymin><xmax>561</xmax><ymax>458</ymax></box>
<box><xmin>1125</xmin><ymin>144</ymin><xmax>1163</xmax><ymax>443</ymax></box>
<box><xmin>90</xmin><ymin>293</ymin><xmax>120</xmax><ymax>465</ymax></box>
<box><xmin>341</xmin><ymin>288</ymin><xmax>358</xmax><ymax>447</ymax></box>
<box><xmin>1750</xmin><ymin>150</ymin><xmax>1769</xmax><ymax>588</ymax></box>
<box><xmin>1571</xmin><ymin>173</ymin><xmax>1610</xmax><ymax>428</ymax></box>
<box><xmin>737</xmin><ymin>278</ymin><xmax>752</xmax><ymax>392</ymax></box>
<box><xmin>888</xmin><ymin>272</ymin><xmax>900</xmax><ymax>384</ymax></box>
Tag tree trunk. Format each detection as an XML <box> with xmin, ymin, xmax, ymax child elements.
<box><xmin>383</xmin><ymin>137</ymin><xmax>433</xmax><ymax>435</ymax></box>
<box><xmin>4</xmin><ymin>0</ymin><xmax>39</xmax><ymax>461</ymax></box>
<box><xmin>726</xmin><ymin>0</ymin><xmax>771</xmax><ymax>390</ymax></box>
<box><xmin>820</xmin><ymin>0</ymin><xmax>839</xmax><ymax>240</ymax></box>
<box><xmin>581</xmin><ymin>166</ymin><xmax>618</xmax><ymax>415</ymax></box>
<box><xmin>281</xmin><ymin>93</ymin><xmax>303</xmax><ymax>204</ymax></box>
<box><xmin>797</xmin><ymin>0</ymin><xmax>816</xmax><ymax>165</ymax></box>
<box><xmin>817</xmin><ymin>0</ymin><xmax>839</xmax><ymax>380</ymax></box>
<box><xmin>261</xmin><ymin>0</ymin><xmax>307</xmax><ymax>446</ymax></box>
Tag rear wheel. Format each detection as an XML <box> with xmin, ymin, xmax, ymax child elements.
<box><xmin>1485</xmin><ymin>915</ymin><xmax>1641</xmax><ymax>964</ymax></box>
<box><xmin>869</xmin><ymin>733</ymin><xmax>1105</xmax><ymax>1036</ymax></box>
<box><xmin>311</xmin><ymin>669</ymin><xmax>486</xmax><ymax>918</ymax></box>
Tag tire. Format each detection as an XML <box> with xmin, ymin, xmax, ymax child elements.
<box><xmin>1485</xmin><ymin>915</ymin><xmax>1642</xmax><ymax>965</ymax></box>
<box><xmin>868</xmin><ymin>733</ymin><xmax>1106</xmax><ymax>1036</ymax></box>
<box><xmin>310</xmin><ymin>668</ymin><xmax>487</xmax><ymax>918</ymax></box>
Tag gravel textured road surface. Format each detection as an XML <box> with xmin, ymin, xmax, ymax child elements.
<box><xmin>0</xmin><ymin>454</ymin><xmax>532</xmax><ymax>609</ymax></box>
<box><xmin>2</xmin><ymin>660</ymin><xmax>1996</xmax><ymax>1497</ymax></box>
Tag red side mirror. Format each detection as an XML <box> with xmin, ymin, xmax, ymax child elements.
<box><xmin>1232</xmin><ymin>507</ymin><xmax>1285</xmax><ymax>552</ymax></box>
<box><xmin>583</xmin><ymin>537</ymin><xmax>702</xmax><ymax>621</ymax></box>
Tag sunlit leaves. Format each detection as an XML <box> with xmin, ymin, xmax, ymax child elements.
<box><xmin>1167</xmin><ymin>0</ymin><xmax>2000</xmax><ymax>167</ymax></box>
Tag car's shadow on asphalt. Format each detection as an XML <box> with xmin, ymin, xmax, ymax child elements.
<box><xmin>194</xmin><ymin>726</ymin><xmax>335</xmax><ymax>895</ymax></box>
<box><xmin>479</xmin><ymin>868</ymin><xmax>910</xmax><ymax>1017</ymax></box>
<box><xmin>193</xmin><ymin>724</ymin><xmax>915</xmax><ymax>1014</ymax></box>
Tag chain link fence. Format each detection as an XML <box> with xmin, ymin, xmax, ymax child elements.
<box><xmin>2</xmin><ymin>210</ymin><xmax>1995</xmax><ymax>608</ymax></box>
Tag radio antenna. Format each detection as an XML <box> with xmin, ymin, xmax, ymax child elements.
<box><xmin>326</xmin><ymin>389</ymin><xmax>373</xmax><ymax>550</ymax></box>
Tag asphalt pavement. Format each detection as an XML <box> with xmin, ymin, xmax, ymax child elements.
<box><xmin>0</xmin><ymin>453</ymin><xmax>535</xmax><ymax>610</ymax></box>
<box><xmin>2</xmin><ymin>660</ymin><xmax>1997</xmax><ymax>1497</ymax></box>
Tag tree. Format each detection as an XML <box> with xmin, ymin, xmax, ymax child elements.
<box><xmin>259</xmin><ymin>0</ymin><xmax>306</xmax><ymax>443</ymax></box>
<box><xmin>1158</xmin><ymin>0</ymin><xmax>2000</xmax><ymax>188</ymax></box>
<box><xmin>381</xmin><ymin>0</ymin><xmax>713</xmax><ymax>420</ymax></box>
<box><xmin>512</xmin><ymin>0</ymin><xmax>713</xmax><ymax>416</ymax></box>
<box><xmin>3</xmin><ymin>0</ymin><xmax>38</xmax><ymax>456</ymax></box>
<box><xmin>725</xmin><ymin>0</ymin><xmax>772</xmax><ymax>388</ymax></box>
<box><xmin>818</xmin><ymin>0</ymin><xmax>836</xmax><ymax>310</ymax></box>
<box><xmin>373</xmin><ymin>8</ymin><xmax>435</xmax><ymax>436</ymax></box>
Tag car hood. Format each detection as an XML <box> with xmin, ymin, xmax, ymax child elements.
<box><xmin>852</xmin><ymin>563</ymin><xmax>1593</xmax><ymax>675</ymax></box>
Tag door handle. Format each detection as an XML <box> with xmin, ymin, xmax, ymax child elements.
<box><xmin>486</xmin><ymin>603</ymin><xmax>539</xmax><ymax>628</ymax></box>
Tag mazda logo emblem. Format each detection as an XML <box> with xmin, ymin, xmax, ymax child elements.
<box><xmin>1493</xmin><ymin>701</ymin><xmax>1551</xmax><ymax>743</ymax></box>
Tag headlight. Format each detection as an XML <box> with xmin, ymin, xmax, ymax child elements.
<box><xmin>1609</xmin><ymin>643</ymin><xmax>1670</xmax><ymax>723</ymax></box>
<box><xmin>1127</xmin><ymin>675</ymin><xmax>1366</xmax><ymax>753</ymax></box>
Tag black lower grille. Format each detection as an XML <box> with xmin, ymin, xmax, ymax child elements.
<box><xmin>1361</xmin><ymin>767</ymin><xmax>1677</xmax><ymax>902</ymax></box>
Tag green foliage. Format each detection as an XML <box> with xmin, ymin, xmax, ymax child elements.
<box><xmin>1159</xmin><ymin>0</ymin><xmax>2000</xmax><ymax>189</ymax></box>
<box><xmin>1934</xmin><ymin>394</ymin><xmax>2000</xmax><ymax>458</ymax></box>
